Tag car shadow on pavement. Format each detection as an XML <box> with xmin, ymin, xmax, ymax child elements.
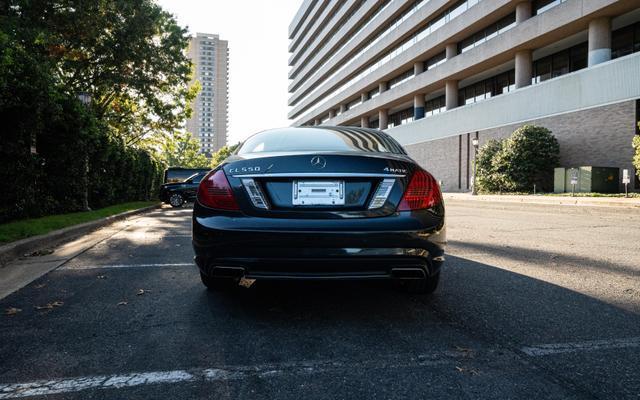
<box><xmin>192</xmin><ymin>255</ymin><xmax>640</xmax><ymax>397</ymax></box>
<box><xmin>1</xmin><ymin>252</ymin><xmax>639</xmax><ymax>399</ymax></box>
<box><xmin>448</xmin><ymin>239</ymin><xmax>639</xmax><ymax>278</ymax></box>
<box><xmin>198</xmin><ymin>254</ymin><xmax>640</xmax><ymax>345</ymax></box>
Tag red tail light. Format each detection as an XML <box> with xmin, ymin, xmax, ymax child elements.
<box><xmin>197</xmin><ymin>170</ymin><xmax>240</xmax><ymax>210</ymax></box>
<box><xmin>398</xmin><ymin>169</ymin><xmax>442</xmax><ymax>211</ymax></box>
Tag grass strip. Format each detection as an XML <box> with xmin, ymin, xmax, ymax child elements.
<box><xmin>0</xmin><ymin>201</ymin><xmax>157</xmax><ymax>244</ymax></box>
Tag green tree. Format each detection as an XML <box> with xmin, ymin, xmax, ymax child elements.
<box><xmin>3</xmin><ymin>0</ymin><xmax>196</xmax><ymax>145</ymax></box>
<box><xmin>475</xmin><ymin>139</ymin><xmax>504</xmax><ymax>193</ymax></box>
<box><xmin>161</xmin><ymin>131</ymin><xmax>210</xmax><ymax>168</ymax></box>
<box><xmin>210</xmin><ymin>143</ymin><xmax>240</xmax><ymax>169</ymax></box>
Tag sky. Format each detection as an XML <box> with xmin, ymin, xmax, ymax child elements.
<box><xmin>156</xmin><ymin>0</ymin><xmax>301</xmax><ymax>144</ymax></box>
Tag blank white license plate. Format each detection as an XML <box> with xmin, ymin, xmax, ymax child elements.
<box><xmin>292</xmin><ymin>180</ymin><xmax>345</xmax><ymax>206</ymax></box>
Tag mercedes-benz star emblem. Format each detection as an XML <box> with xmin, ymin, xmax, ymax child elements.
<box><xmin>310</xmin><ymin>156</ymin><xmax>327</xmax><ymax>169</ymax></box>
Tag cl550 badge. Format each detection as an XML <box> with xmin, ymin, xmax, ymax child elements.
<box><xmin>229</xmin><ymin>166</ymin><xmax>261</xmax><ymax>174</ymax></box>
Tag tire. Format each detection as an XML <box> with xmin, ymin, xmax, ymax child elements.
<box><xmin>200</xmin><ymin>272</ymin><xmax>237</xmax><ymax>291</ymax></box>
<box><xmin>396</xmin><ymin>272</ymin><xmax>440</xmax><ymax>295</ymax></box>
<box><xmin>169</xmin><ymin>193</ymin><xmax>185</xmax><ymax>208</ymax></box>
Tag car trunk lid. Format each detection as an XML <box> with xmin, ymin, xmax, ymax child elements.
<box><xmin>223</xmin><ymin>152</ymin><xmax>416</xmax><ymax>219</ymax></box>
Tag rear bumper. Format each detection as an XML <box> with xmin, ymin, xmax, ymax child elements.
<box><xmin>192</xmin><ymin>206</ymin><xmax>445</xmax><ymax>280</ymax></box>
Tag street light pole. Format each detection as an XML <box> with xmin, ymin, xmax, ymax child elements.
<box><xmin>472</xmin><ymin>134</ymin><xmax>479</xmax><ymax>196</ymax></box>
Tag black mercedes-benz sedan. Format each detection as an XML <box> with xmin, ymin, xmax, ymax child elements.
<box><xmin>192</xmin><ymin>126</ymin><xmax>446</xmax><ymax>294</ymax></box>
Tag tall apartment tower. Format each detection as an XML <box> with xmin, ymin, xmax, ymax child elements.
<box><xmin>186</xmin><ymin>33</ymin><xmax>229</xmax><ymax>156</ymax></box>
<box><xmin>288</xmin><ymin>0</ymin><xmax>640</xmax><ymax>192</ymax></box>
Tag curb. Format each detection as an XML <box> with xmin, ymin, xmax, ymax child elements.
<box><xmin>0</xmin><ymin>203</ymin><xmax>162</xmax><ymax>266</ymax></box>
<box><xmin>443</xmin><ymin>194</ymin><xmax>640</xmax><ymax>209</ymax></box>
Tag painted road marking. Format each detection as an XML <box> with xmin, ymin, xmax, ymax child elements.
<box><xmin>0</xmin><ymin>353</ymin><xmax>460</xmax><ymax>399</ymax></box>
<box><xmin>521</xmin><ymin>336</ymin><xmax>640</xmax><ymax>356</ymax></box>
<box><xmin>59</xmin><ymin>263</ymin><xmax>193</xmax><ymax>270</ymax></box>
<box><xmin>3</xmin><ymin>337</ymin><xmax>640</xmax><ymax>398</ymax></box>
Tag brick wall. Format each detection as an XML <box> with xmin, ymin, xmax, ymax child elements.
<box><xmin>404</xmin><ymin>100</ymin><xmax>638</xmax><ymax>192</ymax></box>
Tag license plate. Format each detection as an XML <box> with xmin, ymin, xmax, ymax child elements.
<box><xmin>292</xmin><ymin>180</ymin><xmax>345</xmax><ymax>206</ymax></box>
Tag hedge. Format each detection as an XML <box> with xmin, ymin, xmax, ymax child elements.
<box><xmin>0</xmin><ymin>46</ymin><xmax>162</xmax><ymax>223</ymax></box>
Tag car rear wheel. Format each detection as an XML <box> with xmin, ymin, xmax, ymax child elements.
<box><xmin>200</xmin><ymin>272</ymin><xmax>237</xmax><ymax>291</ymax></box>
<box><xmin>395</xmin><ymin>272</ymin><xmax>440</xmax><ymax>295</ymax></box>
<box><xmin>169</xmin><ymin>193</ymin><xmax>184</xmax><ymax>208</ymax></box>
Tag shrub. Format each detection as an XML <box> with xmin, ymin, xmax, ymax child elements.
<box><xmin>475</xmin><ymin>139</ymin><xmax>504</xmax><ymax>193</ymax></box>
<box><xmin>633</xmin><ymin>134</ymin><xmax>640</xmax><ymax>180</ymax></box>
<box><xmin>475</xmin><ymin>125</ymin><xmax>559</xmax><ymax>193</ymax></box>
<box><xmin>1</xmin><ymin>90</ymin><xmax>163</xmax><ymax>223</ymax></box>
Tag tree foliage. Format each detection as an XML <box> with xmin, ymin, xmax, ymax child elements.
<box><xmin>475</xmin><ymin>125</ymin><xmax>560</xmax><ymax>193</ymax></box>
<box><xmin>161</xmin><ymin>131</ymin><xmax>210</xmax><ymax>168</ymax></box>
<box><xmin>2</xmin><ymin>0</ymin><xmax>196</xmax><ymax>144</ymax></box>
<box><xmin>475</xmin><ymin>139</ymin><xmax>504</xmax><ymax>193</ymax></box>
<box><xmin>210</xmin><ymin>143</ymin><xmax>240</xmax><ymax>169</ymax></box>
<box><xmin>0</xmin><ymin>0</ymin><xmax>186</xmax><ymax>222</ymax></box>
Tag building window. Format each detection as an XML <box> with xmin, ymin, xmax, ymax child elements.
<box><xmin>388</xmin><ymin>69</ymin><xmax>414</xmax><ymax>90</ymax></box>
<box><xmin>532</xmin><ymin>42</ymin><xmax>587</xmax><ymax>84</ymax></box>
<box><xmin>291</xmin><ymin>0</ymin><xmax>482</xmax><ymax>115</ymax></box>
<box><xmin>612</xmin><ymin>21</ymin><xmax>640</xmax><ymax>60</ymax></box>
<box><xmin>388</xmin><ymin>107</ymin><xmax>414</xmax><ymax>128</ymax></box>
<box><xmin>459</xmin><ymin>70</ymin><xmax>515</xmax><ymax>106</ymax></box>
<box><xmin>424</xmin><ymin>95</ymin><xmax>446</xmax><ymax>117</ymax></box>
<box><xmin>458</xmin><ymin>13</ymin><xmax>516</xmax><ymax>54</ymax></box>
<box><xmin>425</xmin><ymin>51</ymin><xmax>446</xmax><ymax>71</ymax></box>
<box><xmin>368</xmin><ymin>87</ymin><xmax>380</xmax><ymax>99</ymax></box>
<box><xmin>533</xmin><ymin>0</ymin><xmax>567</xmax><ymax>15</ymax></box>
<box><xmin>345</xmin><ymin>97</ymin><xmax>362</xmax><ymax>111</ymax></box>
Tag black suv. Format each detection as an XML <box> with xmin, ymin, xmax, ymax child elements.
<box><xmin>160</xmin><ymin>172</ymin><xmax>209</xmax><ymax>207</ymax></box>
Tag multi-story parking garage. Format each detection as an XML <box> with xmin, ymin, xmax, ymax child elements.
<box><xmin>288</xmin><ymin>0</ymin><xmax>640</xmax><ymax>192</ymax></box>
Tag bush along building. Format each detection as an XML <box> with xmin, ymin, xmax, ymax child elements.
<box><xmin>288</xmin><ymin>0</ymin><xmax>640</xmax><ymax>192</ymax></box>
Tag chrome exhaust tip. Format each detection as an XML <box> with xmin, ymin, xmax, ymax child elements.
<box><xmin>212</xmin><ymin>266</ymin><xmax>246</xmax><ymax>278</ymax></box>
<box><xmin>390</xmin><ymin>267</ymin><xmax>427</xmax><ymax>280</ymax></box>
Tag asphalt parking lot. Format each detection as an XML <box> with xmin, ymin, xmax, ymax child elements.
<box><xmin>1</xmin><ymin>201</ymin><xmax>639</xmax><ymax>399</ymax></box>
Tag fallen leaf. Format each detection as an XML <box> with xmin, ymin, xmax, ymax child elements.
<box><xmin>34</xmin><ymin>301</ymin><xmax>64</xmax><ymax>310</ymax></box>
<box><xmin>137</xmin><ymin>289</ymin><xmax>150</xmax><ymax>296</ymax></box>
<box><xmin>117</xmin><ymin>301</ymin><xmax>128</xmax><ymax>306</ymax></box>
<box><xmin>455</xmin><ymin>366</ymin><xmax>463</xmax><ymax>372</ymax></box>
<box><xmin>239</xmin><ymin>278</ymin><xmax>255</xmax><ymax>288</ymax></box>
<box><xmin>34</xmin><ymin>284</ymin><xmax>46</xmax><ymax>289</ymax></box>
<box><xmin>4</xmin><ymin>307</ymin><xmax>21</xmax><ymax>316</ymax></box>
<box><xmin>97</xmin><ymin>275</ymin><xmax>107</xmax><ymax>279</ymax></box>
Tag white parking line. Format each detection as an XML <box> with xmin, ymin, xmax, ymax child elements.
<box><xmin>59</xmin><ymin>263</ymin><xmax>193</xmax><ymax>270</ymax></box>
<box><xmin>521</xmin><ymin>336</ymin><xmax>640</xmax><ymax>356</ymax></box>
<box><xmin>0</xmin><ymin>354</ymin><xmax>458</xmax><ymax>399</ymax></box>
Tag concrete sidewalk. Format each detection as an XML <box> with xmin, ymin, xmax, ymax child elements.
<box><xmin>444</xmin><ymin>192</ymin><xmax>640</xmax><ymax>208</ymax></box>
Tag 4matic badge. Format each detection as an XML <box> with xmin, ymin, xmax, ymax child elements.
<box><xmin>383</xmin><ymin>167</ymin><xmax>407</xmax><ymax>174</ymax></box>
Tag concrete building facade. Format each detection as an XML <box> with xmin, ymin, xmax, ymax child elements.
<box><xmin>288</xmin><ymin>0</ymin><xmax>640</xmax><ymax>192</ymax></box>
<box><xmin>186</xmin><ymin>33</ymin><xmax>229</xmax><ymax>156</ymax></box>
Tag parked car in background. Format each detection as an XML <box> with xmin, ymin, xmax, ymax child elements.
<box><xmin>164</xmin><ymin>167</ymin><xmax>210</xmax><ymax>184</ymax></box>
<box><xmin>160</xmin><ymin>171</ymin><xmax>209</xmax><ymax>207</ymax></box>
<box><xmin>192</xmin><ymin>126</ymin><xmax>446</xmax><ymax>294</ymax></box>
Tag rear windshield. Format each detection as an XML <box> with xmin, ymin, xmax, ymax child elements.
<box><xmin>237</xmin><ymin>128</ymin><xmax>406</xmax><ymax>155</ymax></box>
